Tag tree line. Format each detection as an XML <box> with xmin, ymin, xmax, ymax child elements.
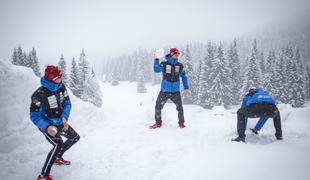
<box><xmin>102</xmin><ymin>39</ymin><xmax>310</xmax><ymax>108</ymax></box>
<box><xmin>11</xmin><ymin>47</ymin><xmax>103</xmax><ymax>107</ymax></box>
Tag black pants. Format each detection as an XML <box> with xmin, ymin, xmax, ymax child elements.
<box><xmin>41</xmin><ymin>124</ymin><xmax>80</xmax><ymax>176</ymax></box>
<box><xmin>237</xmin><ymin>103</ymin><xmax>282</xmax><ymax>138</ymax></box>
<box><xmin>155</xmin><ymin>91</ymin><xmax>184</xmax><ymax>125</ymax></box>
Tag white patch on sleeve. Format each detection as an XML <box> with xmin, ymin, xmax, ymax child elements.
<box><xmin>175</xmin><ymin>66</ymin><xmax>180</xmax><ymax>73</ymax></box>
<box><xmin>64</xmin><ymin>91</ymin><xmax>68</xmax><ymax>97</ymax></box>
<box><xmin>48</xmin><ymin>95</ymin><xmax>58</xmax><ymax>109</ymax></box>
<box><xmin>166</xmin><ymin>65</ymin><xmax>171</xmax><ymax>74</ymax></box>
<box><xmin>59</xmin><ymin>92</ymin><xmax>64</xmax><ymax>103</ymax></box>
<box><xmin>35</xmin><ymin>101</ymin><xmax>41</xmax><ymax>106</ymax></box>
<box><xmin>32</xmin><ymin>98</ymin><xmax>41</xmax><ymax>107</ymax></box>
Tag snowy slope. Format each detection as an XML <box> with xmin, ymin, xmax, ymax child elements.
<box><xmin>0</xmin><ymin>61</ymin><xmax>310</xmax><ymax>180</ymax></box>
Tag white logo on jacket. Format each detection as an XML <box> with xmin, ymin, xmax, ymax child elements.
<box><xmin>47</xmin><ymin>95</ymin><xmax>58</xmax><ymax>109</ymax></box>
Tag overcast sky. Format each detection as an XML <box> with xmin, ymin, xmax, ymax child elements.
<box><xmin>0</xmin><ymin>0</ymin><xmax>309</xmax><ymax>65</ymax></box>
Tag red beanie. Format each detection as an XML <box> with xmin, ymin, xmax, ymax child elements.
<box><xmin>44</xmin><ymin>65</ymin><xmax>62</xmax><ymax>82</ymax></box>
<box><xmin>170</xmin><ymin>48</ymin><xmax>180</xmax><ymax>56</ymax></box>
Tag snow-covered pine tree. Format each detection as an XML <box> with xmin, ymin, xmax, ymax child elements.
<box><xmin>208</xmin><ymin>43</ymin><xmax>232</xmax><ymax>106</ymax></box>
<box><xmin>128</xmin><ymin>52</ymin><xmax>138</xmax><ymax>82</ymax></box>
<box><xmin>122</xmin><ymin>56</ymin><xmax>131</xmax><ymax>81</ymax></box>
<box><xmin>264</xmin><ymin>50</ymin><xmax>277</xmax><ymax>93</ymax></box>
<box><xmin>182</xmin><ymin>44</ymin><xmax>195</xmax><ymax>104</ymax></box>
<box><xmin>78</xmin><ymin>49</ymin><xmax>90</xmax><ymax>88</ymax></box>
<box><xmin>29</xmin><ymin>47</ymin><xmax>41</xmax><ymax>77</ymax></box>
<box><xmin>270</xmin><ymin>50</ymin><xmax>288</xmax><ymax>103</ymax></box>
<box><xmin>305</xmin><ymin>64</ymin><xmax>310</xmax><ymax>100</ymax></box>
<box><xmin>284</xmin><ymin>46</ymin><xmax>305</xmax><ymax>107</ymax></box>
<box><xmin>295</xmin><ymin>47</ymin><xmax>303</xmax><ymax>74</ymax></box>
<box><xmin>195</xmin><ymin>57</ymin><xmax>203</xmax><ymax>105</ymax></box>
<box><xmin>12</xmin><ymin>48</ymin><xmax>18</xmax><ymax>65</ymax></box>
<box><xmin>23</xmin><ymin>52</ymin><xmax>28</xmax><ymax>67</ymax></box>
<box><xmin>25</xmin><ymin>52</ymin><xmax>32</xmax><ymax>68</ymax></box>
<box><xmin>91</xmin><ymin>67</ymin><xmax>95</xmax><ymax>77</ymax></box>
<box><xmin>103</xmin><ymin>59</ymin><xmax>113</xmax><ymax>82</ymax></box>
<box><xmin>58</xmin><ymin>54</ymin><xmax>69</xmax><ymax>85</ymax></box>
<box><xmin>243</xmin><ymin>39</ymin><xmax>262</xmax><ymax>93</ymax></box>
<box><xmin>82</xmin><ymin>67</ymin><xmax>103</xmax><ymax>107</ymax></box>
<box><xmin>259</xmin><ymin>52</ymin><xmax>266</xmax><ymax>75</ymax></box>
<box><xmin>265</xmin><ymin>50</ymin><xmax>276</xmax><ymax>73</ymax></box>
<box><xmin>136</xmin><ymin>55</ymin><xmax>147</xmax><ymax>93</ymax></box>
<box><xmin>150</xmin><ymin>49</ymin><xmax>162</xmax><ymax>85</ymax></box>
<box><xmin>16</xmin><ymin>45</ymin><xmax>25</xmax><ymax>66</ymax></box>
<box><xmin>198</xmin><ymin>41</ymin><xmax>215</xmax><ymax>108</ymax></box>
<box><xmin>111</xmin><ymin>66</ymin><xmax>120</xmax><ymax>86</ymax></box>
<box><xmin>70</xmin><ymin>57</ymin><xmax>82</xmax><ymax>97</ymax></box>
<box><xmin>227</xmin><ymin>39</ymin><xmax>241</xmax><ymax>104</ymax></box>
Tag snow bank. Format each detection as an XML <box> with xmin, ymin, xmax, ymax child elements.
<box><xmin>0</xmin><ymin>61</ymin><xmax>309</xmax><ymax>180</ymax></box>
<box><xmin>212</xmin><ymin>106</ymin><xmax>226</xmax><ymax>116</ymax></box>
<box><xmin>0</xmin><ymin>61</ymin><xmax>40</xmax><ymax>153</ymax></box>
<box><xmin>277</xmin><ymin>103</ymin><xmax>293</xmax><ymax>122</ymax></box>
<box><xmin>0</xmin><ymin>61</ymin><xmax>104</xmax><ymax>179</ymax></box>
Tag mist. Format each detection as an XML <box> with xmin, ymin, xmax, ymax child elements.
<box><xmin>1</xmin><ymin>0</ymin><xmax>310</xmax><ymax>66</ymax></box>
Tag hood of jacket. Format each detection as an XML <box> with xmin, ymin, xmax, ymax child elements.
<box><xmin>41</xmin><ymin>77</ymin><xmax>63</xmax><ymax>92</ymax></box>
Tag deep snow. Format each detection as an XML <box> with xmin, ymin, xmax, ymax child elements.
<box><xmin>0</xmin><ymin>61</ymin><xmax>310</xmax><ymax>180</ymax></box>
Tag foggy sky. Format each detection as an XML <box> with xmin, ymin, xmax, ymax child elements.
<box><xmin>0</xmin><ymin>0</ymin><xmax>309</xmax><ymax>65</ymax></box>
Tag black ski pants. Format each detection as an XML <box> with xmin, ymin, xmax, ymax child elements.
<box><xmin>40</xmin><ymin>124</ymin><xmax>80</xmax><ymax>176</ymax></box>
<box><xmin>237</xmin><ymin>103</ymin><xmax>282</xmax><ymax>138</ymax></box>
<box><xmin>155</xmin><ymin>91</ymin><xmax>185</xmax><ymax>125</ymax></box>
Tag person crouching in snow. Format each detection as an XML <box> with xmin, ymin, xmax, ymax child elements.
<box><xmin>150</xmin><ymin>48</ymin><xmax>191</xmax><ymax>129</ymax></box>
<box><xmin>30</xmin><ymin>65</ymin><xmax>80</xmax><ymax>180</ymax></box>
<box><xmin>232</xmin><ymin>87</ymin><xmax>283</xmax><ymax>142</ymax></box>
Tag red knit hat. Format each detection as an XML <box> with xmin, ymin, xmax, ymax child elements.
<box><xmin>170</xmin><ymin>48</ymin><xmax>180</xmax><ymax>56</ymax></box>
<box><xmin>44</xmin><ymin>65</ymin><xmax>62</xmax><ymax>82</ymax></box>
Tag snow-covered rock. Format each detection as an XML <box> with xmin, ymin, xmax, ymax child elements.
<box><xmin>212</xmin><ymin>105</ymin><xmax>226</xmax><ymax>116</ymax></box>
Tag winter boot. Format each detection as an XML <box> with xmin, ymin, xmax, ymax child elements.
<box><xmin>276</xmin><ymin>135</ymin><xmax>283</xmax><ymax>140</ymax></box>
<box><xmin>149</xmin><ymin>123</ymin><xmax>162</xmax><ymax>129</ymax></box>
<box><xmin>275</xmin><ymin>131</ymin><xmax>283</xmax><ymax>140</ymax></box>
<box><xmin>232</xmin><ymin>136</ymin><xmax>245</xmax><ymax>142</ymax></box>
<box><xmin>37</xmin><ymin>174</ymin><xmax>53</xmax><ymax>180</ymax></box>
<box><xmin>179</xmin><ymin>123</ymin><xmax>186</xmax><ymax>128</ymax></box>
<box><xmin>54</xmin><ymin>157</ymin><xmax>71</xmax><ymax>165</ymax></box>
<box><xmin>250</xmin><ymin>128</ymin><xmax>258</xmax><ymax>135</ymax></box>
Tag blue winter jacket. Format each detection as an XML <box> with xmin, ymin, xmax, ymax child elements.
<box><xmin>242</xmin><ymin>88</ymin><xmax>276</xmax><ymax>107</ymax></box>
<box><xmin>29</xmin><ymin>77</ymin><xmax>71</xmax><ymax>132</ymax></box>
<box><xmin>154</xmin><ymin>54</ymin><xmax>189</xmax><ymax>92</ymax></box>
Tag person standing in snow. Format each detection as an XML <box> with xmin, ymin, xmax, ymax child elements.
<box><xmin>150</xmin><ymin>48</ymin><xmax>191</xmax><ymax>129</ymax></box>
<box><xmin>30</xmin><ymin>65</ymin><xmax>80</xmax><ymax>180</ymax></box>
<box><xmin>232</xmin><ymin>87</ymin><xmax>283</xmax><ymax>142</ymax></box>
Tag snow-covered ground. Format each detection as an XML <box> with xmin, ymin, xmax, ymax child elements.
<box><xmin>1</xmin><ymin>61</ymin><xmax>310</xmax><ymax>180</ymax></box>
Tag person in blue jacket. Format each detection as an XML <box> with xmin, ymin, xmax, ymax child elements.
<box><xmin>150</xmin><ymin>48</ymin><xmax>191</xmax><ymax>129</ymax></box>
<box><xmin>240</xmin><ymin>93</ymin><xmax>269</xmax><ymax>136</ymax></box>
<box><xmin>30</xmin><ymin>65</ymin><xmax>80</xmax><ymax>180</ymax></box>
<box><xmin>232</xmin><ymin>87</ymin><xmax>282</xmax><ymax>142</ymax></box>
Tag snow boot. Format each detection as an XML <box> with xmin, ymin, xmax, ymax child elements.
<box><xmin>37</xmin><ymin>174</ymin><xmax>53</xmax><ymax>180</ymax></box>
<box><xmin>250</xmin><ymin>128</ymin><xmax>258</xmax><ymax>135</ymax></box>
<box><xmin>276</xmin><ymin>136</ymin><xmax>283</xmax><ymax>140</ymax></box>
<box><xmin>54</xmin><ymin>157</ymin><xmax>71</xmax><ymax>165</ymax></box>
<box><xmin>149</xmin><ymin>123</ymin><xmax>162</xmax><ymax>129</ymax></box>
<box><xmin>179</xmin><ymin>124</ymin><xmax>186</xmax><ymax>128</ymax></box>
<box><xmin>232</xmin><ymin>136</ymin><xmax>245</xmax><ymax>142</ymax></box>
